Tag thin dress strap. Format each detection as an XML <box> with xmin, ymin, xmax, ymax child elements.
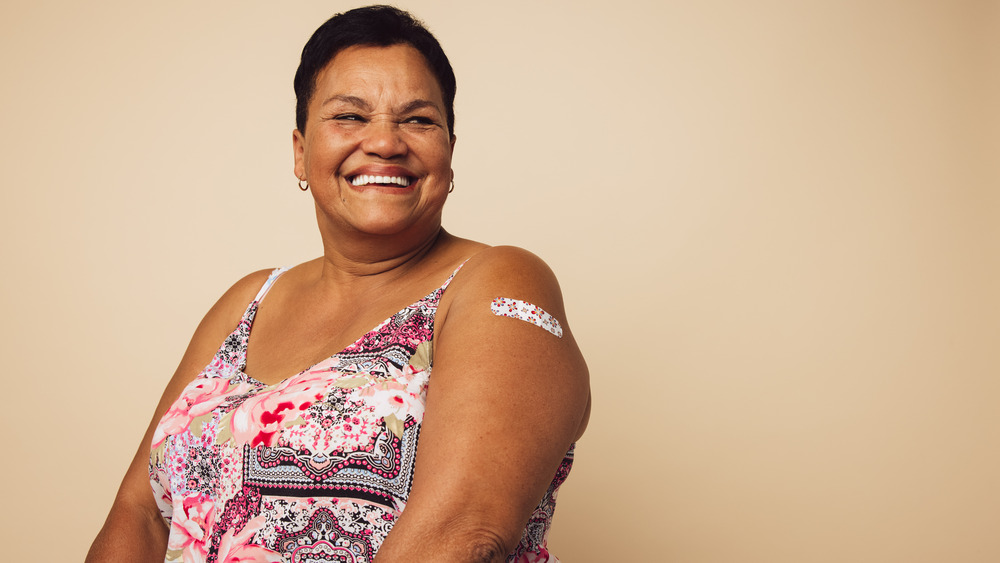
<box><xmin>239</xmin><ymin>266</ymin><xmax>289</xmax><ymax>341</ymax></box>
<box><xmin>250</xmin><ymin>267</ymin><xmax>288</xmax><ymax>307</ymax></box>
<box><xmin>438</xmin><ymin>259</ymin><xmax>468</xmax><ymax>292</ymax></box>
<box><xmin>214</xmin><ymin>268</ymin><xmax>288</xmax><ymax>370</ymax></box>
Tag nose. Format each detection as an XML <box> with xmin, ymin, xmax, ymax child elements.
<box><xmin>361</xmin><ymin>119</ymin><xmax>407</xmax><ymax>159</ymax></box>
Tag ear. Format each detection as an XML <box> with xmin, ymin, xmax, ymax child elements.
<box><xmin>292</xmin><ymin>129</ymin><xmax>306</xmax><ymax>179</ymax></box>
<box><xmin>449</xmin><ymin>133</ymin><xmax>457</xmax><ymax>156</ymax></box>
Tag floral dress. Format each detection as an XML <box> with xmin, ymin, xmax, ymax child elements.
<box><xmin>149</xmin><ymin>266</ymin><xmax>573</xmax><ymax>563</ymax></box>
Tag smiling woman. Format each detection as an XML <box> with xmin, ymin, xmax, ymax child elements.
<box><xmin>294</xmin><ymin>44</ymin><xmax>456</xmax><ymax>240</ymax></box>
<box><xmin>86</xmin><ymin>6</ymin><xmax>590</xmax><ymax>563</ymax></box>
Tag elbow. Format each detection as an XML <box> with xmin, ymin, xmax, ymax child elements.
<box><xmin>388</xmin><ymin>519</ymin><xmax>519</xmax><ymax>563</ymax></box>
<box><xmin>378</xmin><ymin>504</ymin><xmax>525</xmax><ymax>562</ymax></box>
<box><xmin>456</xmin><ymin>527</ymin><xmax>517</xmax><ymax>563</ymax></box>
<box><xmin>377</xmin><ymin>525</ymin><xmax>516</xmax><ymax>563</ymax></box>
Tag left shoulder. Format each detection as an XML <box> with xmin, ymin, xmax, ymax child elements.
<box><xmin>439</xmin><ymin>245</ymin><xmax>568</xmax><ymax>334</ymax></box>
<box><xmin>453</xmin><ymin>245</ymin><xmax>561</xmax><ymax>295</ymax></box>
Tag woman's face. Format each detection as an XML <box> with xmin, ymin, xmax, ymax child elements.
<box><xmin>293</xmin><ymin>44</ymin><xmax>455</xmax><ymax>239</ymax></box>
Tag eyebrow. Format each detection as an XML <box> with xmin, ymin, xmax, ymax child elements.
<box><xmin>398</xmin><ymin>99</ymin><xmax>439</xmax><ymax>114</ymax></box>
<box><xmin>321</xmin><ymin>95</ymin><xmax>441</xmax><ymax>115</ymax></box>
<box><xmin>322</xmin><ymin>94</ymin><xmax>372</xmax><ymax>110</ymax></box>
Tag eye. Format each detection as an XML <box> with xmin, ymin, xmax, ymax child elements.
<box><xmin>403</xmin><ymin>116</ymin><xmax>435</xmax><ymax>125</ymax></box>
<box><xmin>333</xmin><ymin>113</ymin><xmax>365</xmax><ymax>122</ymax></box>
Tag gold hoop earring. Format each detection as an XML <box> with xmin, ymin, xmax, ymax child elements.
<box><xmin>298</xmin><ymin>179</ymin><xmax>309</xmax><ymax>191</ymax></box>
<box><xmin>448</xmin><ymin>180</ymin><xmax>455</xmax><ymax>193</ymax></box>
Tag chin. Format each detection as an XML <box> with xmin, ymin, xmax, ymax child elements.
<box><xmin>349</xmin><ymin>216</ymin><xmax>427</xmax><ymax>237</ymax></box>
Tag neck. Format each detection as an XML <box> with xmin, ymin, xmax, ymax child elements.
<box><xmin>315</xmin><ymin>222</ymin><xmax>448</xmax><ymax>286</ymax></box>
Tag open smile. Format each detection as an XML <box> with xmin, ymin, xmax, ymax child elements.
<box><xmin>349</xmin><ymin>174</ymin><xmax>415</xmax><ymax>188</ymax></box>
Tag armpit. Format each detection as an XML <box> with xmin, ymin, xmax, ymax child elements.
<box><xmin>490</xmin><ymin>297</ymin><xmax>563</xmax><ymax>338</ymax></box>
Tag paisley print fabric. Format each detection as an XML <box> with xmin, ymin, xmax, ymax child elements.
<box><xmin>149</xmin><ymin>266</ymin><xmax>573</xmax><ymax>562</ymax></box>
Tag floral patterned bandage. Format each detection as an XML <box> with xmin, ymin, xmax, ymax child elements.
<box><xmin>490</xmin><ymin>297</ymin><xmax>563</xmax><ymax>338</ymax></box>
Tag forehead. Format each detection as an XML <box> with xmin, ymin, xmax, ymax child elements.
<box><xmin>313</xmin><ymin>44</ymin><xmax>444</xmax><ymax>106</ymax></box>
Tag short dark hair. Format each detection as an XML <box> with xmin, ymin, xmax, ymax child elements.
<box><xmin>293</xmin><ymin>5</ymin><xmax>456</xmax><ymax>135</ymax></box>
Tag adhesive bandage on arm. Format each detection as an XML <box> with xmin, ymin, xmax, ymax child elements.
<box><xmin>490</xmin><ymin>297</ymin><xmax>564</xmax><ymax>338</ymax></box>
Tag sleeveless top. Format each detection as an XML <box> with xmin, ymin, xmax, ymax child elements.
<box><xmin>149</xmin><ymin>266</ymin><xmax>573</xmax><ymax>563</ymax></box>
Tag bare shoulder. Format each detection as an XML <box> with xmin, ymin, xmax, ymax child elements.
<box><xmin>209</xmin><ymin>268</ymin><xmax>278</xmax><ymax>318</ymax></box>
<box><xmin>160</xmin><ymin>266</ymin><xmax>282</xmax><ymax>407</ymax></box>
<box><xmin>438</xmin><ymin>244</ymin><xmax>573</xmax><ymax>343</ymax></box>
<box><xmin>167</xmin><ymin>268</ymin><xmax>279</xmax><ymax>388</ymax></box>
<box><xmin>195</xmin><ymin>268</ymin><xmax>277</xmax><ymax>340</ymax></box>
<box><xmin>461</xmin><ymin>245</ymin><xmax>556</xmax><ymax>277</ymax></box>
<box><xmin>449</xmin><ymin>245</ymin><xmax>562</xmax><ymax>304</ymax></box>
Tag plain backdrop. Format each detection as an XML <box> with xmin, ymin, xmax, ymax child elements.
<box><xmin>1</xmin><ymin>1</ymin><xmax>998</xmax><ymax>561</ymax></box>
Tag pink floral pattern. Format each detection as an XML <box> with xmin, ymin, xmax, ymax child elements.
<box><xmin>150</xmin><ymin>266</ymin><xmax>572</xmax><ymax>562</ymax></box>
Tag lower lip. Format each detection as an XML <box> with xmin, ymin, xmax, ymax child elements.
<box><xmin>344</xmin><ymin>178</ymin><xmax>420</xmax><ymax>194</ymax></box>
<box><xmin>347</xmin><ymin>179</ymin><xmax>417</xmax><ymax>194</ymax></box>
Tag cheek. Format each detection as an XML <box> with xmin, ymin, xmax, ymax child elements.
<box><xmin>306</xmin><ymin>134</ymin><xmax>356</xmax><ymax>171</ymax></box>
<box><xmin>416</xmin><ymin>139</ymin><xmax>454</xmax><ymax>171</ymax></box>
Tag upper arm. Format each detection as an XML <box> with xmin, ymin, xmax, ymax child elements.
<box><xmin>378</xmin><ymin>247</ymin><xmax>590</xmax><ymax>560</ymax></box>
<box><xmin>89</xmin><ymin>269</ymin><xmax>274</xmax><ymax>558</ymax></box>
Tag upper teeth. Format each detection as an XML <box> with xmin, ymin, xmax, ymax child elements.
<box><xmin>351</xmin><ymin>175</ymin><xmax>411</xmax><ymax>187</ymax></box>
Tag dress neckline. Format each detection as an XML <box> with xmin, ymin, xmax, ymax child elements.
<box><xmin>236</xmin><ymin>261</ymin><xmax>466</xmax><ymax>387</ymax></box>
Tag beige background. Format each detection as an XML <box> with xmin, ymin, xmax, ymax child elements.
<box><xmin>1</xmin><ymin>1</ymin><xmax>998</xmax><ymax>561</ymax></box>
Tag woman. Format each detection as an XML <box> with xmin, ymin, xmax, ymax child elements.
<box><xmin>87</xmin><ymin>6</ymin><xmax>590</xmax><ymax>563</ymax></box>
